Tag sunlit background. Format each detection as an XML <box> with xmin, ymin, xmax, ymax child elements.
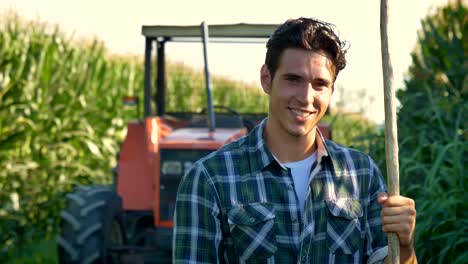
<box><xmin>0</xmin><ymin>0</ymin><xmax>449</xmax><ymax>123</ymax></box>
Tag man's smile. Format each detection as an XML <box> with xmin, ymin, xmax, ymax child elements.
<box><xmin>288</xmin><ymin>107</ymin><xmax>316</xmax><ymax>120</ymax></box>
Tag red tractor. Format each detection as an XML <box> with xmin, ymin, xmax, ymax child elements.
<box><xmin>57</xmin><ymin>22</ymin><xmax>331</xmax><ymax>263</ymax></box>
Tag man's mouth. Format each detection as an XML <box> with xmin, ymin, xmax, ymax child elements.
<box><xmin>288</xmin><ymin>107</ymin><xmax>315</xmax><ymax>118</ymax></box>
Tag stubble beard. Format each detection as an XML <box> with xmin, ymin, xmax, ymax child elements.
<box><xmin>281</xmin><ymin>117</ymin><xmax>316</xmax><ymax>139</ymax></box>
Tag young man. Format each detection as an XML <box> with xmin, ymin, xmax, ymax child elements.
<box><xmin>173</xmin><ymin>18</ymin><xmax>416</xmax><ymax>263</ymax></box>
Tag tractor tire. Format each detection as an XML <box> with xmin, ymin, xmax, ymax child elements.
<box><xmin>57</xmin><ymin>185</ymin><xmax>126</xmax><ymax>264</ymax></box>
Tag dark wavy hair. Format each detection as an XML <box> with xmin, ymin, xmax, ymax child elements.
<box><xmin>265</xmin><ymin>17</ymin><xmax>348</xmax><ymax>81</ymax></box>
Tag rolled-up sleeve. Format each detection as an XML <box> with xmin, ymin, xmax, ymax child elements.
<box><xmin>173</xmin><ymin>162</ymin><xmax>222</xmax><ymax>264</ymax></box>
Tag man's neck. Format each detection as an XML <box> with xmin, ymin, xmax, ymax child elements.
<box><xmin>264</xmin><ymin>119</ymin><xmax>317</xmax><ymax>163</ymax></box>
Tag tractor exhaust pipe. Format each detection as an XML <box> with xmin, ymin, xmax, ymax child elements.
<box><xmin>201</xmin><ymin>21</ymin><xmax>216</xmax><ymax>132</ymax></box>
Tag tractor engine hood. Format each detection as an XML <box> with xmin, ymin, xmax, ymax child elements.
<box><xmin>159</xmin><ymin>127</ymin><xmax>247</xmax><ymax>150</ymax></box>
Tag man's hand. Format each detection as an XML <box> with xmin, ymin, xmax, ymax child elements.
<box><xmin>379</xmin><ymin>192</ymin><xmax>417</xmax><ymax>264</ymax></box>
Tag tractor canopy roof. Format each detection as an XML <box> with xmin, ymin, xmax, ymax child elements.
<box><xmin>141</xmin><ymin>23</ymin><xmax>278</xmax><ymax>41</ymax></box>
<box><xmin>139</xmin><ymin>22</ymin><xmax>280</xmax><ymax>118</ymax></box>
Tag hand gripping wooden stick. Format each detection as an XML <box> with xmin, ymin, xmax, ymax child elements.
<box><xmin>380</xmin><ymin>0</ymin><xmax>400</xmax><ymax>263</ymax></box>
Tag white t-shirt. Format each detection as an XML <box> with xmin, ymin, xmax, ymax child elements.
<box><xmin>282</xmin><ymin>153</ymin><xmax>317</xmax><ymax>214</ymax></box>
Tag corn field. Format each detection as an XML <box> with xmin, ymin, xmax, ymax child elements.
<box><xmin>0</xmin><ymin>13</ymin><xmax>142</xmax><ymax>261</ymax></box>
<box><xmin>0</xmin><ymin>13</ymin><xmax>268</xmax><ymax>261</ymax></box>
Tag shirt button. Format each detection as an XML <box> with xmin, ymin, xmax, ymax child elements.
<box><xmin>249</xmin><ymin>218</ymin><xmax>255</xmax><ymax>223</ymax></box>
<box><xmin>288</xmin><ymin>185</ymin><xmax>294</xmax><ymax>191</ymax></box>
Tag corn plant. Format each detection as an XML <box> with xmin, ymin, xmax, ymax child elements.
<box><xmin>0</xmin><ymin>13</ymin><xmax>143</xmax><ymax>260</ymax></box>
<box><xmin>395</xmin><ymin>1</ymin><xmax>467</xmax><ymax>262</ymax></box>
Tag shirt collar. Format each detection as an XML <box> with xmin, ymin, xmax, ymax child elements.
<box><xmin>248</xmin><ymin>118</ymin><xmax>277</xmax><ymax>171</ymax></box>
<box><xmin>248</xmin><ymin>118</ymin><xmax>331</xmax><ymax>171</ymax></box>
<box><xmin>315</xmin><ymin>126</ymin><xmax>330</xmax><ymax>163</ymax></box>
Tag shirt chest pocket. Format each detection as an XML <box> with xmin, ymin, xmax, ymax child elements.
<box><xmin>325</xmin><ymin>198</ymin><xmax>363</xmax><ymax>255</ymax></box>
<box><xmin>227</xmin><ymin>202</ymin><xmax>277</xmax><ymax>262</ymax></box>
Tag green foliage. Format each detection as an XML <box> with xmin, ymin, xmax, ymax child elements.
<box><xmin>323</xmin><ymin>87</ymin><xmax>384</xmax><ymax>168</ymax></box>
<box><xmin>0</xmin><ymin>13</ymin><xmax>141</xmax><ymax>261</ymax></box>
<box><xmin>5</xmin><ymin>239</ymin><xmax>57</xmax><ymax>264</ymax></box>
<box><xmin>395</xmin><ymin>1</ymin><xmax>467</xmax><ymax>262</ymax></box>
<box><xmin>165</xmin><ymin>64</ymin><xmax>268</xmax><ymax>113</ymax></box>
<box><xmin>323</xmin><ymin>109</ymin><xmax>383</xmax><ymax>165</ymax></box>
<box><xmin>0</xmin><ymin>12</ymin><xmax>265</xmax><ymax>261</ymax></box>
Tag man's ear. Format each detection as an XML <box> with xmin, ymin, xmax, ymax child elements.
<box><xmin>260</xmin><ymin>64</ymin><xmax>272</xmax><ymax>94</ymax></box>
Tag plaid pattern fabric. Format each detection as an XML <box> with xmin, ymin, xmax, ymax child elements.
<box><xmin>173</xmin><ymin>119</ymin><xmax>388</xmax><ymax>264</ymax></box>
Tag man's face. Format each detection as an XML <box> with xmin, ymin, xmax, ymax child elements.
<box><xmin>261</xmin><ymin>48</ymin><xmax>334</xmax><ymax>139</ymax></box>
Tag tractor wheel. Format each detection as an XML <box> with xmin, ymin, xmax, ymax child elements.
<box><xmin>57</xmin><ymin>185</ymin><xmax>126</xmax><ymax>264</ymax></box>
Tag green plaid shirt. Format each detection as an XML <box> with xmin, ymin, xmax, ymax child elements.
<box><xmin>173</xmin><ymin>120</ymin><xmax>388</xmax><ymax>263</ymax></box>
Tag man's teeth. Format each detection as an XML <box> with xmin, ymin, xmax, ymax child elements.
<box><xmin>291</xmin><ymin>109</ymin><xmax>311</xmax><ymax>117</ymax></box>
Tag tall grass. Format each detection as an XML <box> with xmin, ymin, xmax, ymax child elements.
<box><xmin>393</xmin><ymin>2</ymin><xmax>466</xmax><ymax>262</ymax></box>
<box><xmin>0</xmin><ymin>13</ymin><xmax>142</xmax><ymax>261</ymax></box>
<box><xmin>0</xmin><ymin>12</ymin><xmax>268</xmax><ymax>261</ymax></box>
<box><xmin>397</xmin><ymin>93</ymin><xmax>466</xmax><ymax>263</ymax></box>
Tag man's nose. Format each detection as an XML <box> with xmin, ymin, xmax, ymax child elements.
<box><xmin>298</xmin><ymin>83</ymin><xmax>316</xmax><ymax>103</ymax></box>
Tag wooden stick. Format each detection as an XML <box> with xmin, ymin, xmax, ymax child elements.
<box><xmin>380</xmin><ymin>0</ymin><xmax>400</xmax><ymax>263</ymax></box>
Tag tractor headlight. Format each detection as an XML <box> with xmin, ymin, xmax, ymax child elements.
<box><xmin>162</xmin><ymin>161</ymin><xmax>182</xmax><ymax>176</ymax></box>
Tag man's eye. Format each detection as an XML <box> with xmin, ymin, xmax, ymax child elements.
<box><xmin>314</xmin><ymin>82</ymin><xmax>329</xmax><ymax>91</ymax></box>
<box><xmin>286</xmin><ymin>76</ymin><xmax>302</xmax><ymax>83</ymax></box>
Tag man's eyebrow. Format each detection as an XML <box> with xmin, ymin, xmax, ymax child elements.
<box><xmin>282</xmin><ymin>73</ymin><xmax>332</xmax><ymax>85</ymax></box>
<box><xmin>315</xmin><ymin>77</ymin><xmax>332</xmax><ymax>85</ymax></box>
<box><xmin>282</xmin><ymin>73</ymin><xmax>303</xmax><ymax>79</ymax></box>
